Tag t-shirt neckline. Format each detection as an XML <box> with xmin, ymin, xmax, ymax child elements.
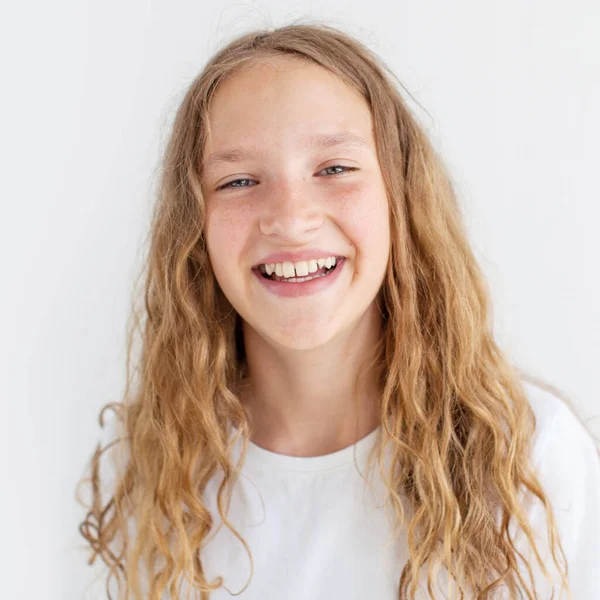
<box><xmin>230</xmin><ymin>425</ymin><xmax>382</xmax><ymax>473</ymax></box>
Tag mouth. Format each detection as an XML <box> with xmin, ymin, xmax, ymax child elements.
<box><xmin>254</xmin><ymin>257</ymin><xmax>344</xmax><ymax>282</ymax></box>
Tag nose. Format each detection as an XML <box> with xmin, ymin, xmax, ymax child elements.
<box><xmin>258</xmin><ymin>179</ymin><xmax>323</xmax><ymax>240</ymax></box>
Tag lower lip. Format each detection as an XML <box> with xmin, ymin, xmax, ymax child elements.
<box><xmin>252</xmin><ymin>258</ymin><xmax>346</xmax><ymax>298</ymax></box>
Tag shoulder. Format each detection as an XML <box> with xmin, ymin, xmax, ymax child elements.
<box><xmin>516</xmin><ymin>381</ymin><xmax>600</xmax><ymax>598</ymax></box>
<box><xmin>521</xmin><ymin>380</ymin><xmax>599</xmax><ymax>478</ymax></box>
<box><xmin>512</xmin><ymin>381</ymin><xmax>600</xmax><ymax>595</ymax></box>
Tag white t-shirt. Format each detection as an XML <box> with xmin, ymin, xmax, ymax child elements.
<box><xmin>198</xmin><ymin>382</ymin><xmax>600</xmax><ymax>599</ymax></box>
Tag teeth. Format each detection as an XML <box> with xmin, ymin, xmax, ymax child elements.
<box><xmin>282</xmin><ymin>262</ymin><xmax>295</xmax><ymax>278</ymax></box>
<box><xmin>261</xmin><ymin>256</ymin><xmax>339</xmax><ymax>277</ymax></box>
<box><xmin>294</xmin><ymin>261</ymin><xmax>309</xmax><ymax>277</ymax></box>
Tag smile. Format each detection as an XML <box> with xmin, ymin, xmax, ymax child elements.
<box><xmin>252</xmin><ymin>258</ymin><xmax>346</xmax><ymax>298</ymax></box>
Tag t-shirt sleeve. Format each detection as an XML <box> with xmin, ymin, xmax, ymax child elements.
<box><xmin>512</xmin><ymin>394</ymin><xmax>600</xmax><ymax>599</ymax></box>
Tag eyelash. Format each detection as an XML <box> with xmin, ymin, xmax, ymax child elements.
<box><xmin>215</xmin><ymin>165</ymin><xmax>359</xmax><ymax>191</ymax></box>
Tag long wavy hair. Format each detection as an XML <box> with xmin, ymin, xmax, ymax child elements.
<box><xmin>77</xmin><ymin>22</ymin><xmax>595</xmax><ymax>599</ymax></box>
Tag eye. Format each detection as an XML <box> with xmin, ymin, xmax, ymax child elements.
<box><xmin>215</xmin><ymin>165</ymin><xmax>358</xmax><ymax>192</ymax></box>
<box><xmin>216</xmin><ymin>178</ymin><xmax>257</xmax><ymax>191</ymax></box>
<box><xmin>318</xmin><ymin>165</ymin><xmax>359</xmax><ymax>177</ymax></box>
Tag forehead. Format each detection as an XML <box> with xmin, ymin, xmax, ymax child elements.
<box><xmin>203</xmin><ymin>56</ymin><xmax>374</xmax><ymax>158</ymax></box>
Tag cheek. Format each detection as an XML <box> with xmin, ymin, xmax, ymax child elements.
<box><xmin>336</xmin><ymin>182</ymin><xmax>390</xmax><ymax>254</ymax></box>
<box><xmin>204</xmin><ymin>206</ymin><xmax>249</xmax><ymax>286</ymax></box>
<box><xmin>205</xmin><ymin>203</ymin><xmax>252</xmax><ymax>258</ymax></box>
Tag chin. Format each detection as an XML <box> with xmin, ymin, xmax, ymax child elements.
<box><xmin>260</xmin><ymin>320</ymin><xmax>341</xmax><ymax>351</ymax></box>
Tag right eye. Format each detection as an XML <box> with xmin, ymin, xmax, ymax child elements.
<box><xmin>216</xmin><ymin>178</ymin><xmax>257</xmax><ymax>191</ymax></box>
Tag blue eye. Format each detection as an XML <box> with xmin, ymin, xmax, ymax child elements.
<box><xmin>215</xmin><ymin>165</ymin><xmax>358</xmax><ymax>191</ymax></box>
<box><xmin>319</xmin><ymin>165</ymin><xmax>358</xmax><ymax>177</ymax></box>
<box><xmin>216</xmin><ymin>178</ymin><xmax>256</xmax><ymax>191</ymax></box>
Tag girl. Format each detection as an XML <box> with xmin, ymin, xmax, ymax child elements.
<box><xmin>78</xmin><ymin>23</ymin><xmax>600</xmax><ymax>600</ymax></box>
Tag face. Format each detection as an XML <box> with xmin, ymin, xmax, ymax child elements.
<box><xmin>202</xmin><ymin>56</ymin><xmax>390</xmax><ymax>350</ymax></box>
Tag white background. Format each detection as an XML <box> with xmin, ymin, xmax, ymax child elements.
<box><xmin>1</xmin><ymin>1</ymin><xmax>598</xmax><ymax>598</ymax></box>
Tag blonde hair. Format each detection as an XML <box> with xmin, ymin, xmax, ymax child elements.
<box><xmin>77</xmin><ymin>22</ymin><xmax>594</xmax><ymax>599</ymax></box>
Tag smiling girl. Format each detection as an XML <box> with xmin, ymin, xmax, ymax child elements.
<box><xmin>78</xmin><ymin>23</ymin><xmax>600</xmax><ymax>600</ymax></box>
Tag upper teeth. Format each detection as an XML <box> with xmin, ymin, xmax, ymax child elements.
<box><xmin>259</xmin><ymin>256</ymin><xmax>338</xmax><ymax>277</ymax></box>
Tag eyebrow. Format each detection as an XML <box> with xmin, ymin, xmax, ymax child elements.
<box><xmin>203</xmin><ymin>131</ymin><xmax>370</xmax><ymax>171</ymax></box>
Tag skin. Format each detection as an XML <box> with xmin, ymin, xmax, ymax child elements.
<box><xmin>202</xmin><ymin>56</ymin><xmax>391</xmax><ymax>457</ymax></box>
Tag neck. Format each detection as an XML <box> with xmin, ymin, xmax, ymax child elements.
<box><xmin>236</xmin><ymin>302</ymin><xmax>384</xmax><ymax>457</ymax></box>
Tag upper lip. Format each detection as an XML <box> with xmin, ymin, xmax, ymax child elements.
<box><xmin>252</xmin><ymin>249</ymin><xmax>345</xmax><ymax>268</ymax></box>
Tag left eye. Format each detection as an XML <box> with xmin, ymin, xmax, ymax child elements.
<box><xmin>319</xmin><ymin>165</ymin><xmax>358</xmax><ymax>177</ymax></box>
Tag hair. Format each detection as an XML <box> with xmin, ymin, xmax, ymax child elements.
<box><xmin>76</xmin><ymin>22</ymin><xmax>598</xmax><ymax>600</ymax></box>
